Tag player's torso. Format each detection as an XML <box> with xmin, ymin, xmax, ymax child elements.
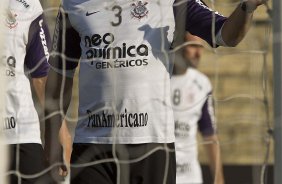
<box><xmin>2</xmin><ymin>0</ymin><xmax>42</xmax><ymax>144</ymax></box>
<box><xmin>64</xmin><ymin>0</ymin><xmax>175</xmax><ymax>99</ymax></box>
<box><xmin>63</xmin><ymin>0</ymin><xmax>176</xmax><ymax>143</ymax></box>
<box><xmin>4</xmin><ymin>1</ymin><xmax>33</xmax><ymax>82</ymax></box>
<box><xmin>171</xmin><ymin>68</ymin><xmax>211</xmax><ymax>183</ymax></box>
<box><xmin>171</xmin><ymin>69</ymin><xmax>211</xmax><ymax>146</ymax></box>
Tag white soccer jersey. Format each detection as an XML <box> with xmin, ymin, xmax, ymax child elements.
<box><xmin>2</xmin><ymin>0</ymin><xmax>50</xmax><ymax>144</ymax></box>
<box><xmin>171</xmin><ymin>68</ymin><xmax>216</xmax><ymax>184</ymax></box>
<box><xmin>59</xmin><ymin>0</ymin><xmax>176</xmax><ymax>144</ymax></box>
<box><xmin>50</xmin><ymin>0</ymin><xmax>226</xmax><ymax>144</ymax></box>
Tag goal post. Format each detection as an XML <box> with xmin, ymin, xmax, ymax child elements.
<box><xmin>273</xmin><ymin>0</ymin><xmax>282</xmax><ymax>184</ymax></box>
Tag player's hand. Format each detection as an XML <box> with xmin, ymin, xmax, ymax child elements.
<box><xmin>45</xmin><ymin>145</ymin><xmax>67</xmax><ymax>182</ymax></box>
<box><xmin>59</xmin><ymin>164</ymin><xmax>68</xmax><ymax>177</ymax></box>
<box><xmin>246</xmin><ymin>0</ymin><xmax>268</xmax><ymax>9</ymax></box>
<box><xmin>49</xmin><ymin>164</ymin><xmax>67</xmax><ymax>182</ymax></box>
<box><xmin>241</xmin><ymin>0</ymin><xmax>268</xmax><ymax>13</ymax></box>
<box><xmin>214</xmin><ymin>177</ymin><xmax>225</xmax><ymax>184</ymax></box>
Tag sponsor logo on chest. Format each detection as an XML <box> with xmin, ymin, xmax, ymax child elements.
<box><xmin>177</xmin><ymin>162</ymin><xmax>192</xmax><ymax>173</ymax></box>
<box><xmin>85</xmin><ymin>33</ymin><xmax>149</xmax><ymax>69</ymax></box>
<box><xmin>3</xmin><ymin>116</ymin><xmax>16</xmax><ymax>130</ymax></box>
<box><xmin>3</xmin><ymin>56</ymin><xmax>16</xmax><ymax>77</ymax></box>
<box><xmin>39</xmin><ymin>20</ymin><xmax>50</xmax><ymax>60</ymax></box>
<box><xmin>86</xmin><ymin>108</ymin><xmax>149</xmax><ymax>128</ymax></box>
<box><xmin>5</xmin><ymin>10</ymin><xmax>18</xmax><ymax>29</ymax></box>
<box><xmin>175</xmin><ymin>120</ymin><xmax>190</xmax><ymax>138</ymax></box>
<box><xmin>16</xmin><ymin>0</ymin><xmax>30</xmax><ymax>8</ymax></box>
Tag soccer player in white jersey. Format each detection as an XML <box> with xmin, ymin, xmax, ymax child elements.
<box><xmin>1</xmin><ymin>0</ymin><xmax>55</xmax><ymax>183</ymax></box>
<box><xmin>171</xmin><ymin>33</ymin><xmax>224</xmax><ymax>184</ymax></box>
<box><xmin>44</xmin><ymin>0</ymin><xmax>268</xmax><ymax>183</ymax></box>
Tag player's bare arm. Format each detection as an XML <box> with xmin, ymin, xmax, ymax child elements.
<box><xmin>45</xmin><ymin>69</ymin><xmax>74</xmax><ymax>181</ymax></box>
<box><xmin>44</xmin><ymin>7</ymin><xmax>80</xmax><ymax>181</ymax></box>
<box><xmin>199</xmin><ymin>93</ymin><xmax>224</xmax><ymax>184</ymax></box>
<box><xmin>175</xmin><ymin>0</ymin><xmax>268</xmax><ymax>48</ymax></box>
<box><xmin>58</xmin><ymin>119</ymin><xmax>72</xmax><ymax>177</ymax></box>
<box><xmin>31</xmin><ymin>77</ymin><xmax>47</xmax><ymax>120</ymax></box>
<box><xmin>203</xmin><ymin>135</ymin><xmax>225</xmax><ymax>184</ymax></box>
<box><xmin>32</xmin><ymin>75</ymin><xmax>71</xmax><ymax>179</ymax></box>
<box><xmin>32</xmin><ymin>77</ymin><xmax>47</xmax><ymax>108</ymax></box>
<box><xmin>36</xmin><ymin>76</ymin><xmax>71</xmax><ymax>179</ymax></box>
<box><xmin>221</xmin><ymin>0</ymin><xmax>269</xmax><ymax>46</ymax></box>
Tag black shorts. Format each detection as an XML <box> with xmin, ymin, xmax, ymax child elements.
<box><xmin>8</xmin><ymin>143</ymin><xmax>55</xmax><ymax>184</ymax></box>
<box><xmin>71</xmin><ymin>143</ymin><xmax>176</xmax><ymax>184</ymax></box>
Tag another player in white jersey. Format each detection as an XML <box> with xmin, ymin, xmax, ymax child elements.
<box><xmin>171</xmin><ymin>33</ymin><xmax>224</xmax><ymax>184</ymax></box>
<box><xmin>44</xmin><ymin>0</ymin><xmax>268</xmax><ymax>183</ymax></box>
<box><xmin>1</xmin><ymin>0</ymin><xmax>55</xmax><ymax>183</ymax></box>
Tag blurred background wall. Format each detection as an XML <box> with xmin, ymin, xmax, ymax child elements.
<box><xmin>198</xmin><ymin>1</ymin><xmax>274</xmax><ymax>183</ymax></box>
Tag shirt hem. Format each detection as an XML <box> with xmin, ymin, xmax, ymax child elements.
<box><xmin>5</xmin><ymin>139</ymin><xmax>42</xmax><ymax>145</ymax></box>
<box><xmin>74</xmin><ymin>136</ymin><xmax>175</xmax><ymax>144</ymax></box>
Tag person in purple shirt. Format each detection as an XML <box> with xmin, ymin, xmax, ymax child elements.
<box><xmin>45</xmin><ymin>0</ymin><xmax>268</xmax><ymax>183</ymax></box>
<box><xmin>3</xmin><ymin>1</ymin><xmax>52</xmax><ymax>183</ymax></box>
<box><xmin>174</xmin><ymin>0</ymin><xmax>268</xmax><ymax>48</ymax></box>
<box><xmin>3</xmin><ymin>1</ymin><xmax>72</xmax><ymax>183</ymax></box>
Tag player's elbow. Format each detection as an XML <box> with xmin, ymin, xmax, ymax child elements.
<box><xmin>227</xmin><ymin>39</ymin><xmax>241</xmax><ymax>47</ymax></box>
<box><xmin>221</xmin><ymin>25</ymin><xmax>245</xmax><ymax>47</ymax></box>
<box><xmin>223</xmin><ymin>36</ymin><xmax>242</xmax><ymax>47</ymax></box>
<box><xmin>227</xmin><ymin>42</ymin><xmax>239</xmax><ymax>47</ymax></box>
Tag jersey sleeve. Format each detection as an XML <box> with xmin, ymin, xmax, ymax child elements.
<box><xmin>48</xmin><ymin>7</ymin><xmax>81</xmax><ymax>77</ymax></box>
<box><xmin>24</xmin><ymin>14</ymin><xmax>51</xmax><ymax>78</ymax></box>
<box><xmin>198</xmin><ymin>92</ymin><xmax>217</xmax><ymax>136</ymax></box>
<box><xmin>186</xmin><ymin>0</ymin><xmax>227</xmax><ymax>46</ymax></box>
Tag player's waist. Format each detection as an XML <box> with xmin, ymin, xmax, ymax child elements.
<box><xmin>78</xmin><ymin>83</ymin><xmax>172</xmax><ymax>108</ymax></box>
<box><xmin>74</xmin><ymin>108</ymin><xmax>175</xmax><ymax>144</ymax></box>
<box><xmin>78</xmin><ymin>106</ymin><xmax>174</xmax><ymax>126</ymax></box>
<box><xmin>175</xmin><ymin>142</ymin><xmax>198</xmax><ymax>151</ymax></box>
<box><xmin>2</xmin><ymin>119</ymin><xmax>41</xmax><ymax>144</ymax></box>
<box><xmin>176</xmin><ymin>158</ymin><xmax>203</xmax><ymax>183</ymax></box>
<box><xmin>5</xmin><ymin>97</ymin><xmax>39</xmax><ymax>120</ymax></box>
<box><xmin>2</xmin><ymin>116</ymin><xmax>40</xmax><ymax>129</ymax></box>
<box><xmin>78</xmin><ymin>80</ymin><xmax>171</xmax><ymax>93</ymax></box>
<box><xmin>176</xmin><ymin>159</ymin><xmax>201</xmax><ymax>171</ymax></box>
<box><xmin>78</xmin><ymin>96</ymin><xmax>173</xmax><ymax>117</ymax></box>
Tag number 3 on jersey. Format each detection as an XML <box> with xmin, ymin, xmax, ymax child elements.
<box><xmin>173</xmin><ymin>89</ymin><xmax>181</xmax><ymax>106</ymax></box>
<box><xmin>111</xmin><ymin>5</ymin><xmax>122</xmax><ymax>27</ymax></box>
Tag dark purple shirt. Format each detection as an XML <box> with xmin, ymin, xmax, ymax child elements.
<box><xmin>50</xmin><ymin>10</ymin><xmax>81</xmax><ymax>71</ymax></box>
<box><xmin>198</xmin><ymin>92</ymin><xmax>216</xmax><ymax>136</ymax></box>
<box><xmin>25</xmin><ymin>14</ymin><xmax>51</xmax><ymax>78</ymax></box>
<box><xmin>186</xmin><ymin>0</ymin><xmax>227</xmax><ymax>46</ymax></box>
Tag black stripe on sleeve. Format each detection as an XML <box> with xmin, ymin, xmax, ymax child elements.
<box><xmin>49</xmin><ymin>7</ymin><xmax>81</xmax><ymax>72</ymax></box>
